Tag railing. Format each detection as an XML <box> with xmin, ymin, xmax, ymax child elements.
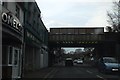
<box><xmin>49</xmin><ymin>34</ymin><xmax>104</xmax><ymax>42</ymax></box>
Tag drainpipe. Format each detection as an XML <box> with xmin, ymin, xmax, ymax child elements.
<box><xmin>21</xmin><ymin>24</ymin><xmax>25</xmax><ymax>78</ymax></box>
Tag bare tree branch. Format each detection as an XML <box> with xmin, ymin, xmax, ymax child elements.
<box><xmin>107</xmin><ymin>1</ymin><xmax>120</xmax><ymax>32</ymax></box>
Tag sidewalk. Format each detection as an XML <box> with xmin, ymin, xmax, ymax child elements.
<box><xmin>23</xmin><ymin>63</ymin><xmax>62</xmax><ymax>79</ymax></box>
<box><xmin>23</xmin><ymin>67</ymin><xmax>54</xmax><ymax>78</ymax></box>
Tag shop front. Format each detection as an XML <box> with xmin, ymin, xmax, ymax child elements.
<box><xmin>24</xmin><ymin>30</ymin><xmax>42</xmax><ymax>73</ymax></box>
<box><xmin>2</xmin><ymin>9</ymin><xmax>23</xmax><ymax>79</ymax></box>
<box><xmin>41</xmin><ymin>45</ymin><xmax>48</xmax><ymax>68</ymax></box>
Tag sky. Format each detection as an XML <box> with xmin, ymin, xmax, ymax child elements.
<box><xmin>35</xmin><ymin>0</ymin><xmax>118</xmax><ymax>31</ymax></box>
<box><xmin>35</xmin><ymin>0</ymin><xmax>118</xmax><ymax>52</ymax></box>
<box><xmin>62</xmin><ymin>47</ymin><xmax>84</xmax><ymax>53</ymax></box>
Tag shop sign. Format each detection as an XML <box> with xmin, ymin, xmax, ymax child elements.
<box><xmin>26</xmin><ymin>31</ymin><xmax>40</xmax><ymax>43</ymax></box>
<box><xmin>2</xmin><ymin>12</ymin><xmax>22</xmax><ymax>32</ymax></box>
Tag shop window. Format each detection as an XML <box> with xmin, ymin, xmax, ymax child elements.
<box><xmin>2</xmin><ymin>46</ymin><xmax>8</xmax><ymax>65</ymax></box>
<box><xmin>14</xmin><ymin>50</ymin><xmax>18</xmax><ymax>65</ymax></box>
<box><xmin>8</xmin><ymin>47</ymin><xmax>19</xmax><ymax>66</ymax></box>
<box><xmin>8</xmin><ymin>46</ymin><xmax>13</xmax><ymax>65</ymax></box>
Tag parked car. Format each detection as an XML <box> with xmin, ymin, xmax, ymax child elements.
<box><xmin>73</xmin><ymin>59</ymin><xmax>78</xmax><ymax>63</ymax></box>
<box><xmin>65</xmin><ymin>58</ymin><xmax>73</xmax><ymax>66</ymax></box>
<box><xmin>97</xmin><ymin>57</ymin><xmax>120</xmax><ymax>73</ymax></box>
<box><xmin>77</xmin><ymin>59</ymin><xmax>83</xmax><ymax>64</ymax></box>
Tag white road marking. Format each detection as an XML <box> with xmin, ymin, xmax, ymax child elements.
<box><xmin>96</xmin><ymin>75</ymin><xmax>106</xmax><ymax>80</ymax></box>
<box><xmin>44</xmin><ymin>68</ymin><xmax>56</xmax><ymax>78</ymax></box>
<box><xmin>86</xmin><ymin>70</ymin><xmax>93</xmax><ymax>74</ymax></box>
<box><xmin>49</xmin><ymin>69</ymin><xmax>58</xmax><ymax>78</ymax></box>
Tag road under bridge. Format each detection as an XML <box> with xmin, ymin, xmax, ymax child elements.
<box><xmin>48</xmin><ymin>27</ymin><xmax>118</xmax><ymax>66</ymax></box>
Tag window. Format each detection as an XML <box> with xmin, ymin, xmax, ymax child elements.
<box><xmin>0</xmin><ymin>1</ymin><xmax>2</xmax><ymax>5</ymax></box>
<box><xmin>14</xmin><ymin>50</ymin><xmax>18</xmax><ymax>65</ymax></box>
<box><xmin>8</xmin><ymin>46</ymin><xmax>12</xmax><ymax>65</ymax></box>
<box><xmin>2</xmin><ymin>2</ymin><xmax>7</xmax><ymax>8</ymax></box>
<box><xmin>28</xmin><ymin>11</ymin><xmax>31</xmax><ymax>23</ymax></box>
<box><xmin>15</xmin><ymin>5</ymin><xmax>20</xmax><ymax>19</ymax></box>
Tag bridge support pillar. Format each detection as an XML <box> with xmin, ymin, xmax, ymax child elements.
<box><xmin>48</xmin><ymin>47</ymin><xmax>62</xmax><ymax>66</ymax></box>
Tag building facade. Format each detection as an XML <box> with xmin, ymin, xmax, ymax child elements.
<box><xmin>23</xmin><ymin>2</ymin><xmax>48</xmax><ymax>75</ymax></box>
<box><xmin>1</xmin><ymin>1</ymin><xmax>48</xmax><ymax>79</ymax></box>
<box><xmin>1</xmin><ymin>2</ymin><xmax>24</xmax><ymax>78</ymax></box>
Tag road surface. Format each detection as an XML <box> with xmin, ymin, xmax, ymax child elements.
<box><xmin>24</xmin><ymin>63</ymin><xmax>119</xmax><ymax>80</ymax></box>
<box><xmin>44</xmin><ymin>63</ymin><xmax>119</xmax><ymax>80</ymax></box>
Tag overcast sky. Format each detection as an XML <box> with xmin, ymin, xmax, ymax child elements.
<box><xmin>35</xmin><ymin>0</ymin><xmax>119</xmax><ymax>30</ymax></box>
<box><xmin>62</xmin><ymin>47</ymin><xmax>84</xmax><ymax>53</ymax></box>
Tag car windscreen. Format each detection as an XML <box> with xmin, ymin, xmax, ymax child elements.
<box><xmin>103</xmin><ymin>58</ymin><xmax>118</xmax><ymax>63</ymax></box>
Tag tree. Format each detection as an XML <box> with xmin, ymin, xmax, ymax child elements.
<box><xmin>107</xmin><ymin>1</ymin><xmax>120</xmax><ymax>32</ymax></box>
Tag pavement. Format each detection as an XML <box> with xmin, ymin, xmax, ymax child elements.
<box><xmin>23</xmin><ymin>63</ymin><xmax>63</xmax><ymax>79</ymax></box>
<box><xmin>23</xmin><ymin>67</ymin><xmax>54</xmax><ymax>78</ymax></box>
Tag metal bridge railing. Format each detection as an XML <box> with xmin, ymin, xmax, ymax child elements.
<box><xmin>49</xmin><ymin>34</ymin><xmax>104</xmax><ymax>42</ymax></box>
